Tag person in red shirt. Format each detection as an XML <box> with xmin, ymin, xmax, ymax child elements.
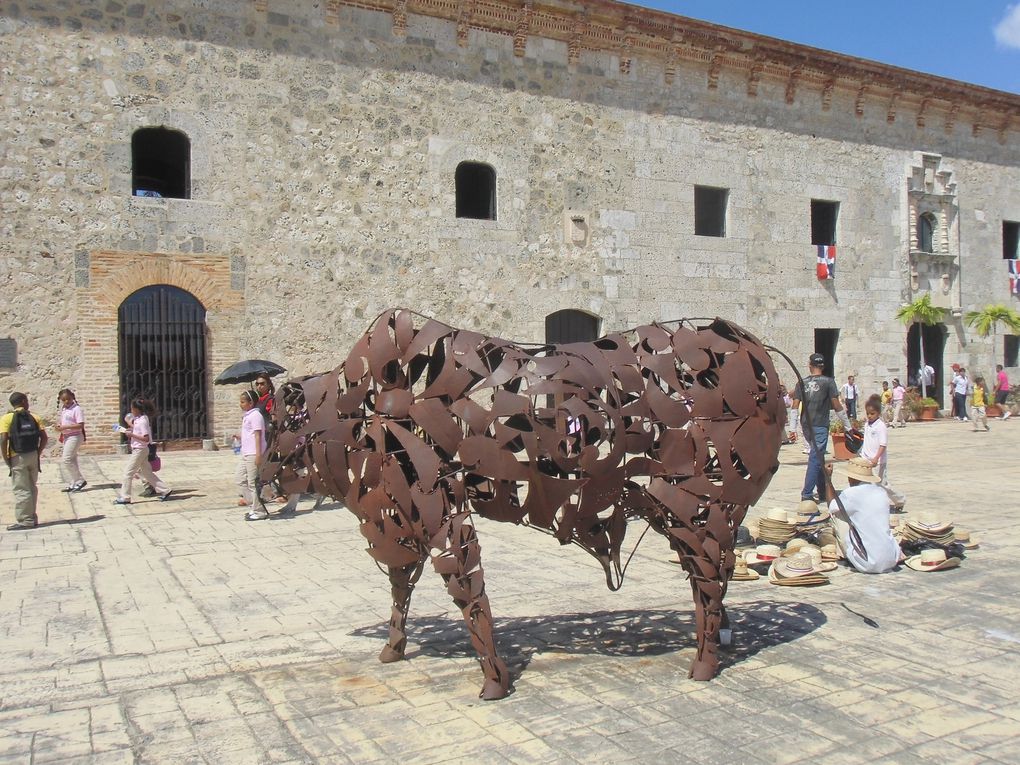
<box><xmin>995</xmin><ymin>364</ymin><xmax>1011</xmax><ymax>420</ymax></box>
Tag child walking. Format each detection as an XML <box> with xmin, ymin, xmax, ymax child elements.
<box><xmin>861</xmin><ymin>394</ymin><xmax>906</xmax><ymax>510</ymax></box>
<box><xmin>972</xmin><ymin>376</ymin><xmax>990</xmax><ymax>432</ymax></box>
<box><xmin>114</xmin><ymin>398</ymin><xmax>171</xmax><ymax>504</ymax></box>
<box><xmin>237</xmin><ymin>390</ymin><xmax>269</xmax><ymax>520</ymax></box>
<box><xmin>55</xmin><ymin>388</ymin><xmax>87</xmax><ymax>492</ymax></box>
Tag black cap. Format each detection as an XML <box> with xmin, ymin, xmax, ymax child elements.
<box><xmin>808</xmin><ymin>353</ymin><xmax>825</xmax><ymax>367</ymax></box>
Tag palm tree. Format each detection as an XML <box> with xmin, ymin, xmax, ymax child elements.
<box><xmin>964</xmin><ymin>304</ymin><xmax>1020</xmax><ymax>383</ymax></box>
<box><xmin>895</xmin><ymin>293</ymin><xmax>946</xmax><ymax>399</ymax></box>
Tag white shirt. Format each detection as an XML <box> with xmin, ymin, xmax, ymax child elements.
<box><xmin>841</xmin><ymin>383</ymin><xmax>859</xmax><ymax>401</ymax></box>
<box><xmin>862</xmin><ymin>417</ymin><xmax>888</xmax><ymax>466</ymax></box>
<box><xmin>921</xmin><ymin>365</ymin><xmax>935</xmax><ymax>386</ymax></box>
<box><xmin>953</xmin><ymin>373</ymin><xmax>968</xmax><ymax>395</ymax></box>
<box><xmin>830</xmin><ymin>484</ymin><xmax>901</xmax><ymax>574</ymax></box>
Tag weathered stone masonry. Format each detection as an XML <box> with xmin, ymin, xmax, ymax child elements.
<box><xmin>1</xmin><ymin>0</ymin><xmax>1018</xmax><ymax>450</ymax></box>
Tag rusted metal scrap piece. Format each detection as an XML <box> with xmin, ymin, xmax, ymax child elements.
<box><xmin>261</xmin><ymin>309</ymin><xmax>785</xmax><ymax>699</ymax></box>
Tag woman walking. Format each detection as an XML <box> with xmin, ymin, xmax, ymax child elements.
<box><xmin>55</xmin><ymin>389</ymin><xmax>87</xmax><ymax>492</ymax></box>
<box><xmin>114</xmin><ymin>398</ymin><xmax>171</xmax><ymax>504</ymax></box>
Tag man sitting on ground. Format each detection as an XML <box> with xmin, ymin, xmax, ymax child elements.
<box><xmin>823</xmin><ymin>458</ymin><xmax>902</xmax><ymax>574</ymax></box>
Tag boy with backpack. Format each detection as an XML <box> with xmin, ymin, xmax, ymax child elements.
<box><xmin>1</xmin><ymin>392</ymin><xmax>48</xmax><ymax>530</ymax></box>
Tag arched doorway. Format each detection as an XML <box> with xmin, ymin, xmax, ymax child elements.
<box><xmin>907</xmin><ymin>322</ymin><xmax>948</xmax><ymax>406</ymax></box>
<box><xmin>118</xmin><ymin>285</ymin><xmax>208</xmax><ymax>441</ymax></box>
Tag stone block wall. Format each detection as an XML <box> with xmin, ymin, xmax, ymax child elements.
<box><xmin>1</xmin><ymin>0</ymin><xmax>1019</xmax><ymax>450</ymax></box>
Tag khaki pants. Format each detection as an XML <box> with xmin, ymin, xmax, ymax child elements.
<box><xmin>61</xmin><ymin>434</ymin><xmax>85</xmax><ymax>485</ymax></box>
<box><xmin>10</xmin><ymin>451</ymin><xmax>40</xmax><ymax>526</ymax></box>
<box><xmin>119</xmin><ymin>448</ymin><xmax>168</xmax><ymax>500</ymax></box>
<box><xmin>235</xmin><ymin>454</ymin><xmax>259</xmax><ymax>504</ymax></box>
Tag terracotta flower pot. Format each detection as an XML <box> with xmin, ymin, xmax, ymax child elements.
<box><xmin>831</xmin><ymin>435</ymin><xmax>853</xmax><ymax>461</ymax></box>
<box><xmin>919</xmin><ymin>405</ymin><xmax>938</xmax><ymax>421</ymax></box>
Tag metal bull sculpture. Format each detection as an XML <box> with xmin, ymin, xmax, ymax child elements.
<box><xmin>259</xmin><ymin>308</ymin><xmax>785</xmax><ymax>699</ymax></box>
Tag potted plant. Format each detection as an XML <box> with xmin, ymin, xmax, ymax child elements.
<box><xmin>828</xmin><ymin>418</ymin><xmax>860</xmax><ymax>460</ymax></box>
<box><xmin>918</xmin><ymin>396</ymin><xmax>940</xmax><ymax>420</ymax></box>
<box><xmin>896</xmin><ymin>294</ymin><xmax>946</xmax><ymax>400</ymax></box>
<box><xmin>903</xmin><ymin>387</ymin><xmax>923</xmax><ymax>421</ymax></box>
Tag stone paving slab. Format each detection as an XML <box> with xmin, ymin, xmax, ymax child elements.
<box><xmin>0</xmin><ymin>420</ymin><xmax>1018</xmax><ymax>764</ymax></box>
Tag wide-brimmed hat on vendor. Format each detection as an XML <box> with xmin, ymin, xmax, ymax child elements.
<box><xmin>904</xmin><ymin>548</ymin><xmax>961</xmax><ymax>572</ymax></box>
<box><xmin>833</xmin><ymin>457</ymin><xmax>881</xmax><ymax>484</ymax></box>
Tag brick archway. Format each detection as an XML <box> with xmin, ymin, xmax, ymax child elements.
<box><xmin>78</xmin><ymin>251</ymin><xmax>243</xmax><ymax>451</ymax></box>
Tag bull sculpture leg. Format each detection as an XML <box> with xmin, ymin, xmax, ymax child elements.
<box><xmin>666</xmin><ymin>501</ymin><xmax>739</xmax><ymax>681</ymax></box>
<box><xmin>379</xmin><ymin>560</ymin><xmax>425</xmax><ymax>664</ymax></box>
<box><xmin>431</xmin><ymin>516</ymin><xmax>511</xmax><ymax>700</ymax></box>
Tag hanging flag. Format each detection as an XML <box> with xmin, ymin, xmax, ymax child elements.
<box><xmin>816</xmin><ymin>245</ymin><xmax>836</xmax><ymax>280</ymax></box>
<box><xmin>1009</xmin><ymin>259</ymin><xmax>1020</xmax><ymax>294</ymax></box>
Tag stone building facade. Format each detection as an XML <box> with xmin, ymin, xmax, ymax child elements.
<box><xmin>1</xmin><ymin>0</ymin><xmax>1019</xmax><ymax>450</ymax></box>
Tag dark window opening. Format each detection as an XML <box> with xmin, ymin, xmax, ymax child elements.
<box><xmin>1004</xmin><ymin>221</ymin><xmax>1020</xmax><ymax>260</ymax></box>
<box><xmin>811</xmin><ymin>200</ymin><xmax>839</xmax><ymax>246</ymax></box>
<box><xmin>1006</xmin><ymin>336</ymin><xmax>1019</xmax><ymax>367</ymax></box>
<box><xmin>813</xmin><ymin>328</ymin><xmax>839</xmax><ymax>379</ymax></box>
<box><xmin>455</xmin><ymin>162</ymin><xmax>496</xmax><ymax>220</ymax></box>
<box><xmin>545</xmin><ymin>310</ymin><xmax>599</xmax><ymax>344</ymax></box>
<box><xmin>132</xmin><ymin>127</ymin><xmax>191</xmax><ymax>199</ymax></box>
<box><xmin>0</xmin><ymin>338</ymin><xmax>17</xmax><ymax>370</ymax></box>
<box><xmin>918</xmin><ymin>213</ymin><xmax>935</xmax><ymax>253</ymax></box>
<box><xmin>694</xmin><ymin>186</ymin><xmax>727</xmax><ymax>237</ymax></box>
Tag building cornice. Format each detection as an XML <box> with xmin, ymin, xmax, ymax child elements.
<box><xmin>310</xmin><ymin>0</ymin><xmax>1019</xmax><ymax>140</ymax></box>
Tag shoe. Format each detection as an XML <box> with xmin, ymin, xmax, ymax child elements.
<box><xmin>244</xmin><ymin>510</ymin><xmax>269</xmax><ymax>521</ymax></box>
<box><xmin>985</xmin><ymin>427</ymin><xmax>991</xmax><ymax>431</ymax></box>
<box><xmin>72</xmin><ymin>480</ymin><xmax>87</xmax><ymax>492</ymax></box>
<box><xmin>61</xmin><ymin>485</ymin><xmax>74</xmax><ymax>493</ymax></box>
<box><xmin>113</xmin><ymin>498</ymin><xmax>132</xmax><ymax>505</ymax></box>
<box><xmin>1005</xmin><ymin>412</ymin><xmax>1012</xmax><ymax>420</ymax></box>
<box><xmin>158</xmin><ymin>490</ymin><xmax>173</xmax><ymax>502</ymax></box>
<box><xmin>6</xmin><ymin>522</ymin><xmax>35</xmax><ymax>530</ymax></box>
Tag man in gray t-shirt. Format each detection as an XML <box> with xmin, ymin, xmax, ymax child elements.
<box><xmin>791</xmin><ymin>353</ymin><xmax>851</xmax><ymax>501</ymax></box>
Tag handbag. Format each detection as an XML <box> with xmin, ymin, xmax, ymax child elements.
<box><xmin>147</xmin><ymin>442</ymin><xmax>161</xmax><ymax>472</ymax></box>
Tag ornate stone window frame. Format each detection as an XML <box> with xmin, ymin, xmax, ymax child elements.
<box><xmin>907</xmin><ymin>153</ymin><xmax>959</xmax><ymax>312</ymax></box>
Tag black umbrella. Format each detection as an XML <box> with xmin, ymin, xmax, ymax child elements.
<box><xmin>214</xmin><ymin>359</ymin><xmax>287</xmax><ymax>385</ymax></box>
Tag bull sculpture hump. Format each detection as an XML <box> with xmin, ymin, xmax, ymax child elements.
<box><xmin>261</xmin><ymin>308</ymin><xmax>785</xmax><ymax>699</ymax></box>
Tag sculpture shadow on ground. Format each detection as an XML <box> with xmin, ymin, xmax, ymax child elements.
<box><xmin>34</xmin><ymin>515</ymin><xmax>106</xmax><ymax>529</ymax></box>
<box><xmin>351</xmin><ymin>600</ymin><xmax>826</xmax><ymax>682</ymax></box>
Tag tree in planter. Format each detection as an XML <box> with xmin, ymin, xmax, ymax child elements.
<box><xmin>895</xmin><ymin>294</ymin><xmax>946</xmax><ymax>400</ymax></box>
<box><xmin>964</xmin><ymin>304</ymin><xmax>1020</xmax><ymax>385</ymax></box>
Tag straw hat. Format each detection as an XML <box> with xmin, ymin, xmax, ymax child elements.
<box><xmin>744</xmin><ymin>544</ymin><xmax>783</xmax><ymax>565</ymax></box>
<box><xmin>730</xmin><ymin>557</ymin><xmax>760</xmax><ymax>581</ymax></box>
<box><xmin>764</xmin><ymin>508</ymin><xmax>791</xmax><ymax>524</ymax></box>
<box><xmin>793</xmin><ymin>544</ymin><xmax>838</xmax><ymax>572</ymax></box>
<box><xmin>820</xmin><ymin>542</ymin><xmax>840</xmax><ymax>561</ymax></box>
<box><xmin>833</xmin><ymin>457</ymin><xmax>881</xmax><ymax>484</ymax></box>
<box><xmin>783</xmin><ymin>538</ymin><xmax>809</xmax><ymax>554</ymax></box>
<box><xmin>768</xmin><ymin>553</ymin><xmax>830</xmax><ymax>586</ymax></box>
<box><xmin>904</xmin><ymin>548</ymin><xmax>961</xmax><ymax>572</ymax></box>
<box><xmin>953</xmin><ymin>528</ymin><xmax>980</xmax><ymax>549</ymax></box>
<box><xmin>796</xmin><ymin>499</ymin><xmax>820</xmax><ymax>516</ymax></box>
<box><xmin>905</xmin><ymin>513</ymin><xmax>953</xmax><ymax>535</ymax></box>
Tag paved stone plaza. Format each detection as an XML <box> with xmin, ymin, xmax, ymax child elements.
<box><xmin>1</xmin><ymin>421</ymin><xmax>1018</xmax><ymax>764</ymax></box>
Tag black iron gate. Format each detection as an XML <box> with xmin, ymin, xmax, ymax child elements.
<box><xmin>118</xmin><ymin>285</ymin><xmax>208</xmax><ymax>440</ymax></box>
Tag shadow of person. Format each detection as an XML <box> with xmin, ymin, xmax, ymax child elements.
<box><xmin>34</xmin><ymin>515</ymin><xmax>106</xmax><ymax>528</ymax></box>
<box><xmin>350</xmin><ymin>601</ymin><xmax>826</xmax><ymax>684</ymax></box>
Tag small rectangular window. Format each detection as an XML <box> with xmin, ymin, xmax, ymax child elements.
<box><xmin>694</xmin><ymin>186</ymin><xmax>727</xmax><ymax>237</ymax></box>
<box><xmin>814</xmin><ymin>328</ymin><xmax>839</xmax><ymax>379</ymax></box>
<box><xmin>811</xmin><ymin>200</ymin><xmax>839</xmax><ymax>246</ymax></box>
<box><xmin>1004</xmin><ymin>221</ymin><xmax>1020</xmax><ymax>259</ymax></box>
<box><xmin>1005</xmin><ymin>335</ymin><xmax>1019</xmax><ymax>367</ymax></box>
<box><xmin>0</xmin><ymin>338</ymin><xmax>16</xmax><ymax>370</ymax></box>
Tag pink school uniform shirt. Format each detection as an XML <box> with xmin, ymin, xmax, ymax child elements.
<box><xmin>240</xmin><ymin>408</ymin><xmax>266</xmax><ymax>456</ymax></box>
<box><xmin>998</xmin><ymin>370</ymin><xmax>1009</xmax><ymax>392</ymax></box>
<box><xmin>60</xmin><ymin>403</ymin><xmax>84</xmax><ymax>435</ymax></box>
<box><xmin>892</xmin><ymin>385</ymin><xmax>905</xmax><ymax>403</ymax></box>
<box><xmin>128</xmin><ymin>414</ymin><xmax>151</xmax><ymax>450</ymax></box>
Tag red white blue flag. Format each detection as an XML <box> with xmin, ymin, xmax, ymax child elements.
<box><xmin>816</xmin><ymin>245</ymin><xmax>836</xmax><ymax>280</ymax></box>
<box><xmin>1009</xmin><ymin>259</ymin><xmax>1019</xmax><ymax>294</ymax></box>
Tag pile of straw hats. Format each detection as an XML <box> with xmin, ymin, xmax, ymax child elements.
<box><xmin>904</xmin><ymin>548</ymin><xmax>961</xmax><ymax>572</ymax></box>
<box><xmin>755</xmin><ymin>508</ymin><xmax>796</xmax><ymax>544</ymax></box>
<box><xmin>899</xmin><ymin>512</ymin><xmax>955</xmax><ymax>545</ymax></box>
<box><xmin>768</xmin><ymin>552</ymin><xmax>831</xmax><ymax>586</ymax></box>
<box><xmin>730</xmin><ymin>556</ymin><xmax>760</xmax><ymax>581</ymax></box>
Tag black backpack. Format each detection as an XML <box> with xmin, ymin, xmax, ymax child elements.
<box><xmin>9</xmin><ymin>410</ymin><xmax>41</xmax><ymax>454</ymax></box>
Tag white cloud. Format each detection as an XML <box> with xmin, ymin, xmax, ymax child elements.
<box><xmin>994</xmin><ymin>4</ymin><xmax>1020</xmax><ymax>48</ymax></box>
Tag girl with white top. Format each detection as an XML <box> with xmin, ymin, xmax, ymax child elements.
<box><xmin>237</xmin><ymin>390</ymin><xmax>268</xmax><ymax>519</ymax></box>
<box><xmin>55</xmin><ymin>388</ymin><xmax>87</xmax><ymax>492</ymax></box>
<box><xmin>860</xmin><ymin>394</ymin><xmax>905</xmax><ymax>510</ymax></box>
<box><xmin>114</xmin><ymin>398</ymin><xmax>171</xmax><ymax>504</ymax></box>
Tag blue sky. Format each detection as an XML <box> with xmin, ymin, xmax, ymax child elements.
<box><xmin>634</xmin><ymin>1</ymin><xmax>1020</xmax><ymax>95</ymax></box>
